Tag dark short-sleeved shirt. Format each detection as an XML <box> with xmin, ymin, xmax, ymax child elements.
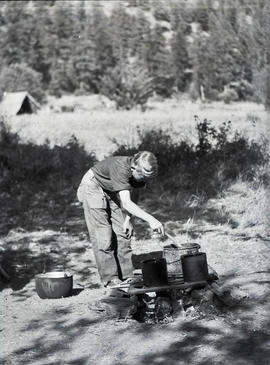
<box><xmin>91</xmin><ymin>156</ymin><xmax>145</xmax><ymax>192</ymax></box>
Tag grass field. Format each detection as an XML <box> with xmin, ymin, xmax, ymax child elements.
<box><xmin>7</xmin><ymin>95</ymin><xmax>269</xmax><ymax>159</ymax></box>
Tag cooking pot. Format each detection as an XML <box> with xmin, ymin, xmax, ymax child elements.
<box><xmin>141</xmin><ymin>258</ymin><xmax>168</xmax><ymax>287</ymax></box>
<box><xmin>163</xmin><ymin>242</ymin><xmax>201</xmax><ymax>277</ymax></box>
<box><xmin>181</xmin><ymin>253</ymin><xmax>208</xmax><ymax>283</ymax></box>
<box><xmin>35</xmin><ymin>271</ymin><xmax>73</xmax><ymax>299</ymax></box>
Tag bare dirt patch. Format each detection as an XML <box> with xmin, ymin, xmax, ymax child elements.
<box><xmin>1</xmin><ymin>206</ymin><xmax>269</xmax><ymax>365</ymax></box>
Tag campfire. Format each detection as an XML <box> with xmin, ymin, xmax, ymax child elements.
<box><xmin>97</xmin><ymin>242</ymin><xmax>247</xmax><ymax>323</ymax></box>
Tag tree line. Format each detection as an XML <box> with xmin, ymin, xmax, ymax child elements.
<box><xmin>0</xmin><ymin>0</ymin><xmax>269</xmax><ymax>109</ymax></box>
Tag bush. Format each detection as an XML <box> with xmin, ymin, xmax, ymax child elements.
<box><xmin>113</xmin><ymin>119</ymin><xmax>269</xmax><ymax>196</ymax></box>
<box><xmin>0</xmin><ymin>63</ymin><xmax>46</xmax><ymax>103</ymax></box>
<box><xmin>0</xmin><ymin>122</ymin><xmax>96</xmax><ymax>195</ymax></box>
<box><xmin>218</xmin><ymin>87</ymin><xmax>239</xmax><ymax>104</ymax></box>
<box><xmin>0</xmin><ymin>121</ymin><xmax>97</xmax><ymax>233</ymax></box>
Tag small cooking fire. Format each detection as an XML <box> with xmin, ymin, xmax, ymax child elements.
<box><xmin>99</xmin><ymin>243</ymin><xmax>246</xmax><ymax>323</ymax></box>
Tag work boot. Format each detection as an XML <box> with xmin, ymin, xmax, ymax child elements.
<box><xmin>104</xmin><ymin>277</ymin><xmax>123</xmax><ymax>288</ymax></box>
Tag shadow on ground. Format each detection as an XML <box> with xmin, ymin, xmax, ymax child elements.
<box><xmin>113</xmin><ymin>272</ymin><xmax>270</xmax><ymax>365</ymax></box>
<box><xmin>1</xmin><ymin>304</ymin><xmax>102</xmax><ymax>365</ymax></box>
<box><xmin>0</xmin><ymin>225</ymin><xmax>97</xmax><ymax>293</ymax></box>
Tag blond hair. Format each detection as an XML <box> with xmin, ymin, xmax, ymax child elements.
<box><xmin>132</xmin><ymin>151</ymin><xmax>158</xmax><ymax>178</ymax></box>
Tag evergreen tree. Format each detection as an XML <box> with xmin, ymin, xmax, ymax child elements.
<box><xmin>49</xmin><ymin>2</ymin><xmax>77</xmax><ymax>94</ymax></box>
<box><xmin>130</xmin><ymin>9</ymin><xmax>151</xmax><ymax>61</ymax></box>
<box><xmin>262</xmin><ymin>2</ymin><xmax>270</xmax><ymax>109</ymax></box>
<box><xmin>99</xmin><ymin>58</ymin><xmax>154</xmax><ymax>110</ymax></box>
<box><xmin>76</xmin><ymin>0</ymin><xmax>87</xmax><ymax>35</ymax></box>
<box><xmin>145</xmin><ymin>25</ymin><xmax>174</xmax><ymax>96</ymax></box>
<box><xmin>218</xmin><ymin>0</ymin><xmax>239</xmax><ymax>32</ymax></box>
<box><xmin>251</xmin><ymin>0</ymin><xmax>270</xmax><ymax>108</ymax></box>
<box><xmin>127</xmin><ymin>0</ymin><xmax>151</xmax><ymax>11</ymax></box>
<box><xmin>153</xmin><ymin>1</ymin><xmax>170</xmax><ymax>22</ymax></box>
<box><xmin>73</xmin><ymin>39</ymin><xmax>97</xmax><ymax>93</ymax></box>
<box><xmin>190</xmin><ymin>13</ymin><xmax>244</xmax><ymax>99</ymax></box>
<box><xmin>88</xmin><ymin>5</ymin><xmax>115</xmax><ymax>75</ymax></box>
<box><xmin>0</xmin><ymin>2</ymin><xmax>31</xmax><ymax>65</ymax></box>
<box><xmin>170</xmin><ymin>27</ymin><xmax>190</xmax><ymax>91</ymax></box>
<box><xmin>192</xmin><ymin>0</ymin><xmax>210</xmax><ymax>32</ymax></box>
<box><xmin>0</xmin><ymin>63</ymin><xmax>46</xmax><ymax>102</ymax></box>
<box><xmin>189</xmin><ymin>32</ymin><xmax>209</xmax><ymax>99</ymax></box>
<box><xmin>29</xmin><ymin>1</ymin><xmax>54</xmax><ymax>85</ymax></box>
<box><xmin>109</xmin><ymin>4</ymin><xmax>134</xmax><ymax>63</ymax></box>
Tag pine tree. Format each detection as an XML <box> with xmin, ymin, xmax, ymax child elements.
<box><xmin>76</xmin><ymin>0</ymin><xmax>87</xmax><ymax>35</ymax></box>
<box><xmin>241</xmin><ymin>0</ymin><xmax>270</xmax><ymax>106</ymax></box>
<box><xmin>49</xmin><ymin>2</ymin><xmax>77</xmax><ymax>94</ymax></box>
<box><xmin>0</xmin><ymin>2</ymin><xmax>31</xmax><ymax>65</ymax></box>
<box><xmin>127</xmin><ymin>0</ymin><xmax>151</xmax><ymax>11</ymax></box>
<box><xmin>153</xmin><ymin>1</ymin><xmax>170</xmax><ymax>22</ymax></box>
<box><xmin>29</xmin><ymin>1</ymin><xmax>54</xmax><ymax>85</ymax></box>
<box><xmin>109</xmin><ymin>3</ymin><xmax>134</xmax><ymax>63</ymax></box>
<box><xmin>190</xmin><ymin>12</ymin><xmax>244</xmax><ymax>99</ymax></box>
<box><xmin>263</xmin><ymin>2</ymin><xmax>270</xmax><ymax>109</ymax></box>
<box><xmin>193</xmin><ymin>0</ymin><xmax>210</xmax><ymax>32</ymax></box>
<box><xmin>99</xmin><ymin>58</ymin><xmax>154</xmax><ymax>110</ymax></box>
<box><xmin>0</xmin><ymin>63</ymin><xmax>45</xmax><ymax>102</ymax></box>
<box><xmin>131</xmin><ymin>9</ymin><xmax>151</xmax><ymax>61</ymax></box>
<box><xmin>88</xmin><ymin>5</ymin><xmax>115</xmax><ymax>75</ymax></box>
<box><xmin>145</xmin><ymin>25</ymin><xmax>174</xmax><ymax>96</ymax></box>
<box><xmin>170</xmin><ymin>27</ymin><xmax>190</xmax><ymax>91</ymax></box>
<box><xmin>73</xmin><ymin>39</ymin><xmax>97</xmax><ymax>93</ymax></box>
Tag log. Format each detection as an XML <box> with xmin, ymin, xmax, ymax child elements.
<box><xmin>208</xmin><ymin>282</ymin><xmax>248</xmax><ymax>307</ymax></box>
<box><xmin>128</xmin><ymin>281</ymin><xmax>207</xmax><ymax>295</ymax></box>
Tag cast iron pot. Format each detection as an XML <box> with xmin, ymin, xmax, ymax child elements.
<box><xmin>35</xmin><ymin>271</ymin><xmax>73</xmax><ymax>299</ymax></box>
<box><xmin>141</xmin><ymin>258</ymin><xmax>168</xmax><ymax>287</ymax></box>
<box><xmin>181</xmin><ymin>253</ymin><xmax>209</xmax><ymax>283</ymax></box>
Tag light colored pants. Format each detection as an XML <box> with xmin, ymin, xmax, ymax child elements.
<box><xmin>77</xmin><ymin>169</ymin><xmax>133</xmax><ymax>284</ymax></box>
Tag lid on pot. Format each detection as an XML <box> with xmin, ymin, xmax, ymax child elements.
<box><xmin>181</xmin><ymin>252</ymin><xmax>206</xmax><ymax>259</ymax></box>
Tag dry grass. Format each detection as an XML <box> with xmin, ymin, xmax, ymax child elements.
<box><xmin>7</xmin><ymin>96</ymin><xmax>269</xmax><ymax>159</ymax></box>
<box><xmin>217</xmin><ymin>181</ymin><xmax>269</xmax><ymax>236</ymax></box>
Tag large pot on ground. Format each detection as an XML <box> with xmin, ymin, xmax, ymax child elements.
<box><xmin>35</xmin><ymin>271</ymin><xmax>73</xmax><ymax>299</ymax></box>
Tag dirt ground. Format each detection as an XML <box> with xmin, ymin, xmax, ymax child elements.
<box><xmin>1</xmin><ymin>204</ymin><xmax>270</xmax><ymax>365</ymax></box>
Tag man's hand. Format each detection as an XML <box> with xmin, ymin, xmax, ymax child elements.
<box><xmin>123</xmin><ymin>217</ymin><xmax>134</xmax><ymax>238</ymax></box>
<box><xmin>119</xmin><ymin>190</ymin><xmax>164</xmax><ymax>236</ymax></box>
<box><xmin>148</xmin><ymin>217</ymin><xmax>164</xmax><ymax>236</ymax></box>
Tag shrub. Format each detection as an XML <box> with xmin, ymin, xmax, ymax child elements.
<box><xmin>113</xmin><ymin>119</ymin><xmax>269</xmax><ymax>196</ymax></box>
<box><xmin>0</xmin><ymin>63</ymin><xmax>46</xmax><ymax>103</ymax></box>
<box><xmin>0</xmin><ymin>121</ymin><xmax>97</xmax><ymax>233</ymax></box>
<box><xmin>218</xmin><ymin>87</ymin><xmax>239</xmax><ymax>104</ymax></box>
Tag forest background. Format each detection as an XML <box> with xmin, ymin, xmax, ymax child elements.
<box><xmin>0</xmin><ymin>0</ymin><xmax>269</xmax><ymax>109</ymax></box>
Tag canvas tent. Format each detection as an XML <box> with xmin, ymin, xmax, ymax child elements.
<box><xmin>0</xmin><ymin>91</ymin><xmax>41</xmax><ymax>116</ymax></box>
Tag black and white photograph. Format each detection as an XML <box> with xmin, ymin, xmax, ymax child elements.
<box><xmin>0</xmin><ymin>0</ymin><xmax>269</xmax><ymax>364</ymax></box>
